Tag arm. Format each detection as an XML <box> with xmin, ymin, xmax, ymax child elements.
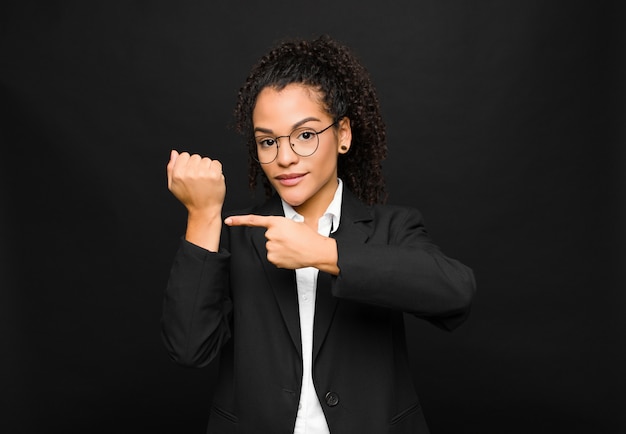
<box><xmin>167</xmin><ymin>150</ymin><xmax>225</xmax><ymax>251</ymax></box>
<box><xmin>161</xmin><ymin>150</ymin><xmax>232</xmax><ymax>366</ymax></box>
<box><xmin>333</xmin><ymin>207</ymin><xmax>476</xmax><ymax>331</ymax></box>
<box><xmin>161</xmin><ymin>239</ymin><xmax>233</xmax><ymax>367</ymax></box>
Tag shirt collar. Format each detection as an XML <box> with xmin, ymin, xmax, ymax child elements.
<box><xmin>281</xmin><ymin>178</ymin><xmax>343</xmax><ymax>233</ymax></box>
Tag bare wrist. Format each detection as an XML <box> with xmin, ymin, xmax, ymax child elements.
<box><xmin>185</xmin><ymin>209</ymin><xmax>223</xmax><ymax>252</ymax></box>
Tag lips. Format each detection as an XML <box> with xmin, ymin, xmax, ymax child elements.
<box><xmin>275</xmin><ymin>173</ymin><xmax>306</xmax><ymax>186</ymax></box>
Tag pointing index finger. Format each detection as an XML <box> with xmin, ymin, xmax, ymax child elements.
<box><xmin>225</xmin><ymin>214</ymin><xmax>276</xmax><ymax>228</ymax></box>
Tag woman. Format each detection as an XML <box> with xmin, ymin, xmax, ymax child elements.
<box><xmin>162</xmin><ymin>35</ymin><xmax>475</xmax><ymax>434</ymax></box>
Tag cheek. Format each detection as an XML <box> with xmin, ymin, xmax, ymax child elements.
<box><xmin>319</xmin><ymin>145</ymin><xmax>340</xmax><ymax>170</ymax></box>
<box><xmin>259</xmin><ymin>165</ymin><xmax>282</xmax><ymax>187</ymax></box>
<box><xmin>258</xmin><ymin>160</ymin><xmax>276</xmax><ymax>177</ymax></box>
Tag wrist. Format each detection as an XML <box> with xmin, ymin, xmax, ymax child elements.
<box><xmin>315</xmin><ymin>236</ymin><xmax>340</xmax><ymax>275</ymax></box>
<box><xmin>187</xmin><ymin>205</ymin><xmax>222</xmax><ymax>221</ymax></box>
<box><xmin>185</xmin><ymin>209</ymin><xmax>223</xmax><ymax>252</ymax></box>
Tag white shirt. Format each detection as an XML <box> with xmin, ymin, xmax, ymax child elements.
<box><xmin>281</xmin><ymin>179</ymin><xmax>343</xmax><ymax>434</ymax></box>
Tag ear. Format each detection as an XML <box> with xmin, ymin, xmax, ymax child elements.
<box><xmin>336</xmin><ymin>117</ymin><xmax>352</xmax><ymax>154</ymax></box>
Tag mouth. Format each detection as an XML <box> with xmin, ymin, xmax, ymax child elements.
<box><xmin>275</xmin><ymin>173</ymin><xmax>306</xmax><ymax>186</ymax></box>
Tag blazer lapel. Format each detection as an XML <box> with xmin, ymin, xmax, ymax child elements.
<box><xmin>250</xmin><ymin>195</ymin><xmax>303</xmax><ymax>358</ymax></box>
<box><xmin>312</xmin><ymin>189</ymin><xmax>373</xmax><ymax>362</ymax></box>
<box><xmin>249</xmin><ymin>190</ymin><xmax>374</xmax><ymax>362</ymax></box>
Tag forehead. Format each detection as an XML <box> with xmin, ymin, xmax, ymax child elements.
<box><xmin>253</xmin><ymin>84</ymin><xmax>328</xmax><ymax>123</ymax></box>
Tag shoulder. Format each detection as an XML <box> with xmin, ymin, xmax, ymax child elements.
<box><xmin>370</xmin><ymin>203</ymin><xmax>423</xmax><ymax>219</ymax></box>
<box><xmin>343</xmin><ymin>188</ymin><xmax>424</xmax><ymax>225</ymax></box>
<box><xmin>341</xmin><ymin>190</ymin><xmax>429</xmax><ymax>244</ymax></box>
<box><xmin>367</xmin><ymin>204</ymin><xmax>427</xmax><ymax>237</ymax></box>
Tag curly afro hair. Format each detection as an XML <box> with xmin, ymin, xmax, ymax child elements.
<box><xmin>234</xmin><ymin>35</ymin><xmax>388</xmax><ymax>205</ymax></box>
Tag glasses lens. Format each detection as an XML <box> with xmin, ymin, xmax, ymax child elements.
<box><xmin>255</xmin><ymin>137</ymin><xmax>277</xmax><ymax>164</ymax></box>
<box><xmin>290</xmin><ymin>127</ymin><xmax>319</xmax><ymax>157</ymax></box>
<box><xmin>254</xmin><ymin>126</ymin><xmax>322</xmax><ymax>163</ymax></box>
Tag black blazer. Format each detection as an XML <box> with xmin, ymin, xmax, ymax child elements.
<box><xmin>162</xmin><ymin>189</ymin><xmax>476</xmax><ymax>434</ymax></box>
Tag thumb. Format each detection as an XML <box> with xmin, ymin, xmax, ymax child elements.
<box><xmin>167</xmin><ymin>149</ymin><xmax>180</xmax><ymax>186</ymax></box>
<box><xmin>169</xmin><ymin>149</ymin><xmax>179</xmax><ymax>164</ymax></box>
<box><xmin>167</xmin><ymin>149</ymin><xmax>179</xmax><ymax>174</ymax></box>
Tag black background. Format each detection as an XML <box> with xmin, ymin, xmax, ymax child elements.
<box><xmin>2</xmin><ymin>1</ymin><xmax>624</xmax><ymax>433</ymax></box>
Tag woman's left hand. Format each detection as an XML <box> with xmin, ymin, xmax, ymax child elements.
<box><xmin>225</xmin><ymin>214</ymin><xmax>339</xmax><ymax>275</ymax></box>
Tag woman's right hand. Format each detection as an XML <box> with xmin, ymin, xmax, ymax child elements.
<box><xmin>167</xmin><ymin>150</ymin><xmax>226</xmax><ymax>251</ymax></box>
<box><xmin>167</xmin><ymin>150</ymin><xmax>226</xmax><ymax>215</ymax></box>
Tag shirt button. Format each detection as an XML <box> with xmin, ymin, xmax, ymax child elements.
<box><xmin>325</xmin><ymin>391</ymin><xmax>339</xmax><ymax>407</ymax></box>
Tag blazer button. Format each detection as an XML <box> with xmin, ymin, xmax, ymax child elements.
<box><xmin>325</xmin><ymin>391</ymin><xmax>339</xmax><ymax>407</ymax></box>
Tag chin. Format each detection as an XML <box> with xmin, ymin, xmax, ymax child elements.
<box><xmin>282</xmin><ymin>197</ymin><xmax>307</xmax><ymax>208</ymax></box>
<box><xmin>277</xmin><ymin>190</ymin><xmax>308</xmax><ymax>208</ymax></box>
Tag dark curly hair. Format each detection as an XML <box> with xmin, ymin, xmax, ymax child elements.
<box><xmin>234</xmin><ymin>35</ymin><xmax>387</xmax><ymax>205</ymax></box>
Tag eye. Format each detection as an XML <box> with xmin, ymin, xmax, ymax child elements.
<box><xmin>295</xmin><ymin>129</ymin><xmax>317</xmax><ymax>142</ymax></box>
<box><xmin>256</xmin><ymin>137</ymin><xmax>276</xmax><ymax>148</ymax></box>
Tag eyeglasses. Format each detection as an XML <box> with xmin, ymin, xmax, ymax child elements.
<box><xmin>253</xmin><ymin>122</ymin><xmax>337</xmax><ymax>164</ymax></box>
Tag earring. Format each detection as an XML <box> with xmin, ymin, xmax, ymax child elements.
<box><xmin>340</xmin><ymin>145</ymin><xmax>348</xmax><ymax>151</ymax></box>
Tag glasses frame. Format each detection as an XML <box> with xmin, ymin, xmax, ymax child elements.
<box><xmin>253</xmin><ymin>121</ymin><xmax>337</xmax><ymax>164</ymax></box>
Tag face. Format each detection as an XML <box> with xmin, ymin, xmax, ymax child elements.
<box><xmin>252</xmin><ymin>83</ymin><xmax>351</xmax><ymax>219</ymax></box>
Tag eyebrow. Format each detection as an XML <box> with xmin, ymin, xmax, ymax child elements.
<box><xmin>254</xmin><ymin>117</ymin><xmax>322</xmax><ymax>135</ymax></box>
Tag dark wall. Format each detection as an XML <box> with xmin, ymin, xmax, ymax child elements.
<box><xmin>2</xmin><ymin>1</ymin><xmax>624</xmax><ymax>433</ymax></box>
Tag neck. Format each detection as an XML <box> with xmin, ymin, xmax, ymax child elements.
<box><xmin>293</xmin><ymin>179</ymin><xmax>339</xmax><ymax>229</ymax></box>
<box><xmin>294</xmin><ymin>200</ymin><xmax>329</xmax><ymax>230</ymax></box>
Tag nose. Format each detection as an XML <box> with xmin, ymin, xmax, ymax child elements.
<box><xmin>275</xmin><ymin>137</ymin><xmax>299</xmax><ymax>166</ymax></box>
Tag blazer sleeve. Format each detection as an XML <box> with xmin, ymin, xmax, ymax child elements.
<box><xmin>333</xmin><ymin>206</ymin><xmax>476</xmax><ymax>331</ymax></box>
<box><xmin>161</xmin><ymin>238</ymin><xmax>233</xmax><ymax>367</ymax></box>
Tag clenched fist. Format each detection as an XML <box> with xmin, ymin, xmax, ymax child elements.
<box><xmin>167</xmin><ymin>150</ymin><xmax>226</xmax><ymax>215</ymax></box>
<box><xmin>167</xmin><ymin>149</ymin><xmax>226</xmax><ymax>252</ymax></box>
